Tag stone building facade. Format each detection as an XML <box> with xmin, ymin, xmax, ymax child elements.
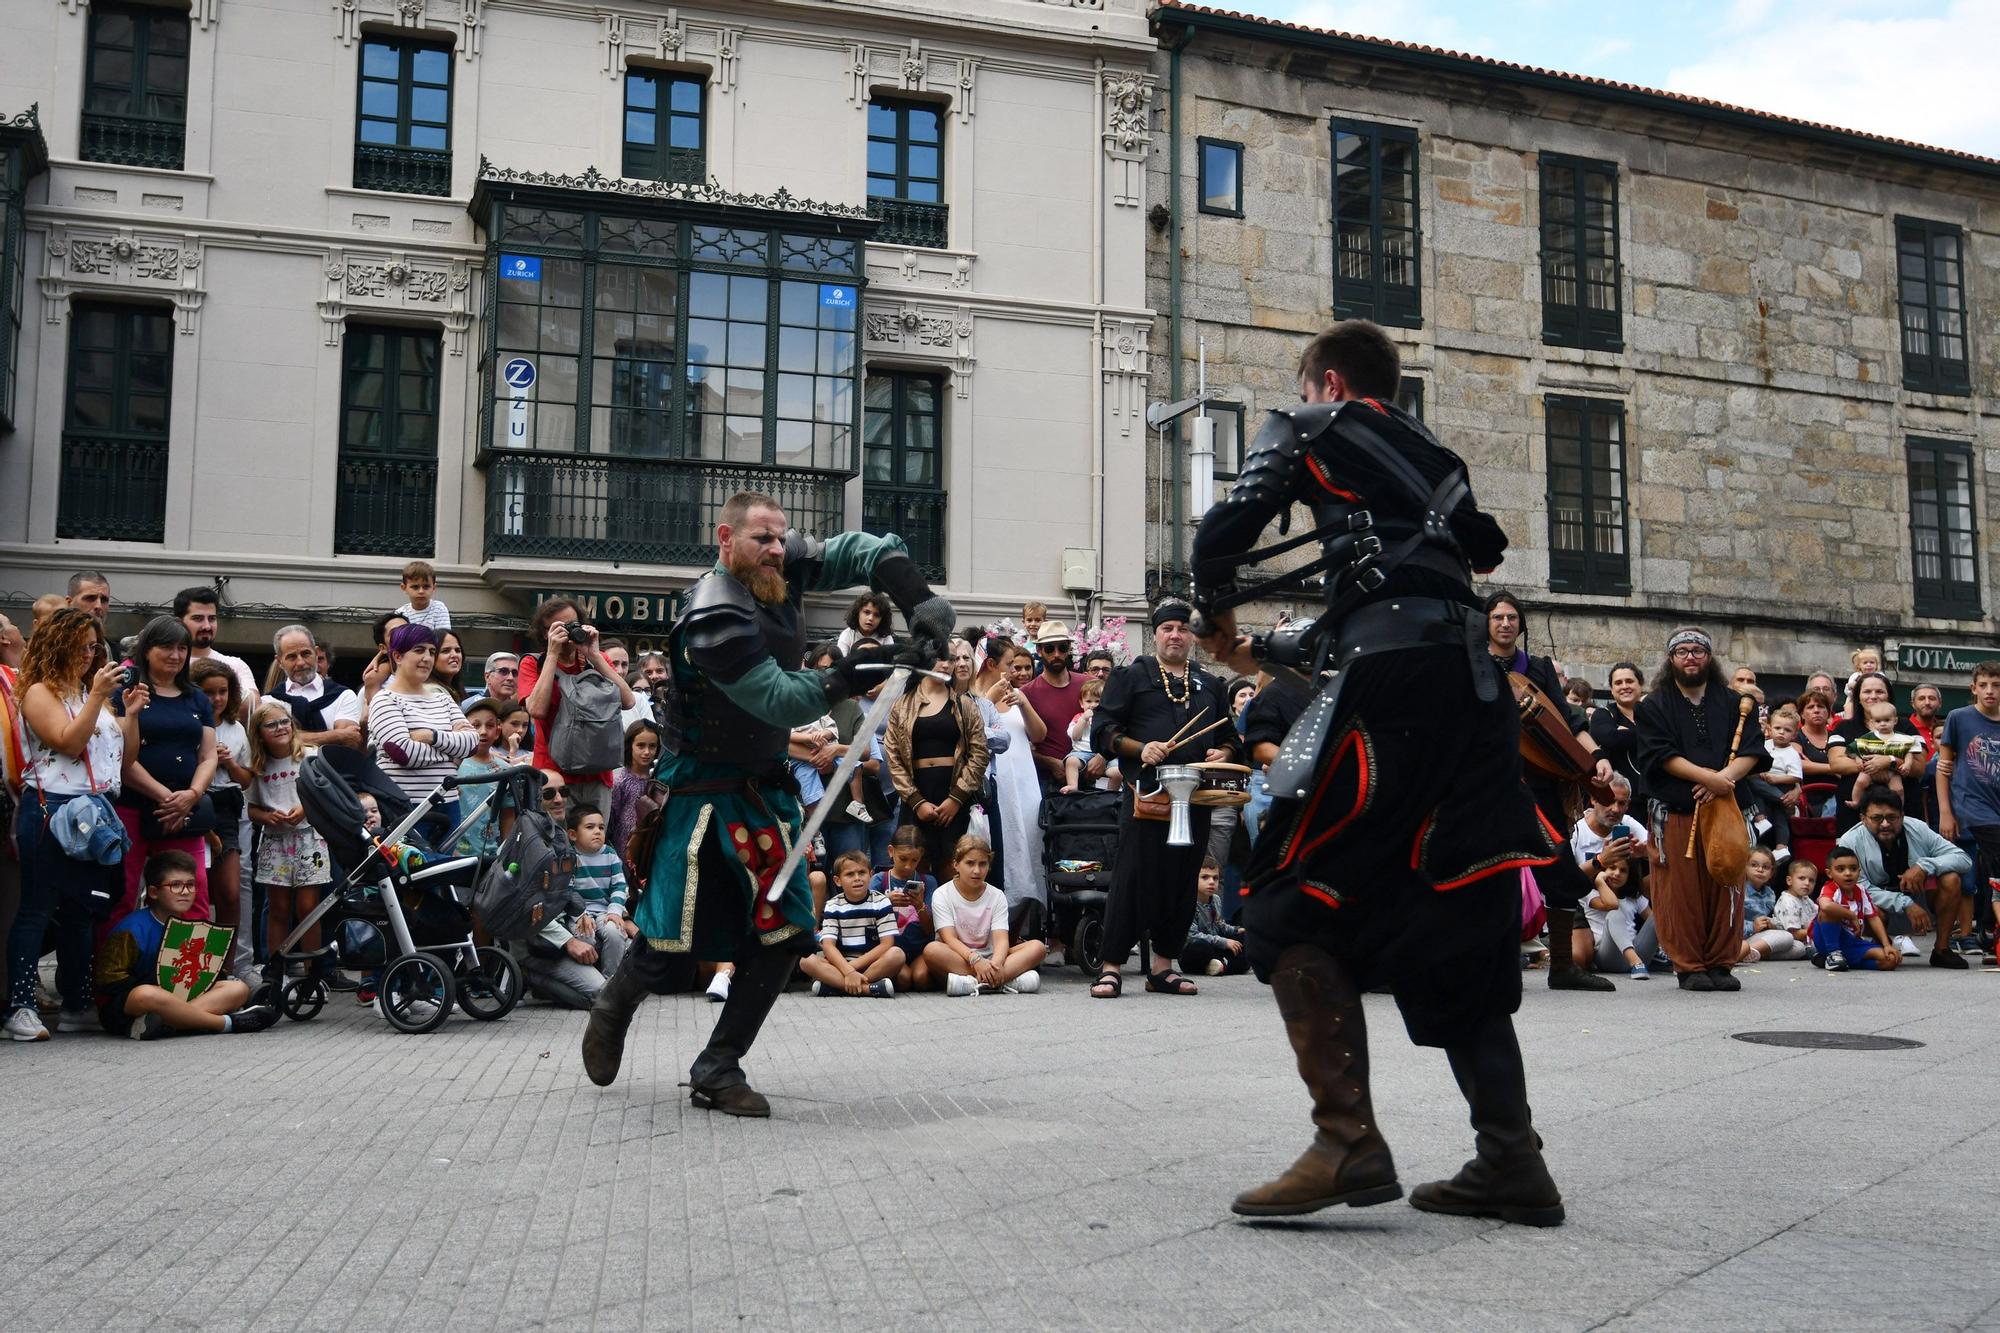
<box><xmin>1145</xmin><ymin>2</ymin><xmax>2000</xmax><ymax>695</ymax></box>
<box><xmin>0</xmin><ymin>0</ymin><xmax>1155</xmax><ymax>666</ymax></box>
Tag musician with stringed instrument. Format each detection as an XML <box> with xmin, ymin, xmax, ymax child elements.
<box><xmin>1633</xmin><ymin>627</ymin><xmax>1771</xmax><ymax>993</ymax></box>
<box><xmin>1485</xmin><ymin>592</ymin><xmax>1622</xmax><ymax>993</ymax></box>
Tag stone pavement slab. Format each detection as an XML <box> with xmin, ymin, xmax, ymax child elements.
<box><xmin>6</xmin><ymin>960</ymin><xmax>2000</xmax><ymax>1331</ymax></box>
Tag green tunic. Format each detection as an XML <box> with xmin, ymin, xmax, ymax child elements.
<box><xmin>634</xmin><ymin>531</ymin><xmax>906</xmax><ymax>958</ymax></box>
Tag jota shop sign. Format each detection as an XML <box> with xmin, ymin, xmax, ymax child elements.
<box><xmin>532</xmin><ymin>589</ymin><xmax>683</xmax><ymax>653</ymax></box>
<box><xmin>1890</xmin><ymin>641</ymin><xmax>2000</xmax><ymax>675</ymax></box>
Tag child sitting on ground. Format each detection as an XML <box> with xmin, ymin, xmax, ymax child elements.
<box><xmin>520</xmin><ymin>808</ymin><xmax>633</xmax><ymax>1008</ymax></box>
<box><xmin>95</xmin><ymin>851</ymin><xmax>276</xmax><ymax>1039</ymax></box>
<box><xmin>1746</xmin><ymin>856</ymin><xmax>1818</xmax><ymax>962</ymax></box>
<box><xmin>876</xmin><ymin>824</ymin><xmax>937</xmax><ymax>992</ymax></box>
<box><xmin>1813</xmin><ymin>846</ymin><xmax>1901</xmax><ymax>972</ymax></box>
<box><xmin>1181</xmin><ymin>858</ymin><xmax>1248</xmax><ymax>976</ymax></box>
<box><xmin>1848</xmin><ymin>700</ymin><xmax>1924</xmax><ymax>809</ymax></box>
<box><xmin>1583</xmin><ymin>858</ymin><xmax>1657</xmax><ymax>979</ymax></box>
<box><xmin>1062</xmin><ymin>679</ymin><xmax>1121</xmax><ymax>792</ymax></box>
<box><xmin>801</xmin><ymin>850</ymin><xmax>905</xmax><ymax>997</ymax></box>
<box><xmin>923</xmin><ymin>835</ymin><xmax>1047</xmax><ymax>995</ymax></box>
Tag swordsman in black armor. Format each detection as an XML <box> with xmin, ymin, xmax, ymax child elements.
<box><xmin>581</xmin><ymin>490</ymin><xmax>951</xmax><ymax>1116</ymax></box>
<box><xmin>1191</xmin><ymin>321</ymin><xmax>1566</xmax><ymax>1226</ymax></box>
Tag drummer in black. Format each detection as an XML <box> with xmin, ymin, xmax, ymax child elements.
<box><xmin>1089</xmin><ymin>602</ymin><xmax>1241</xmax><ymax>998</ymax></box>
<box><xmin>1485</xmin><ymin>591</ymin><xmax>1620</xmax><ymax>991</ymax></box>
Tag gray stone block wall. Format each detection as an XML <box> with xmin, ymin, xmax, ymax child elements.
<box><xmin>1146</xmin><ymin>31</ymin><xmax>2000</xmax><ymax>686</ymax></box>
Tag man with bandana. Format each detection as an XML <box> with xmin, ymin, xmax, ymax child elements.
<box><xmin>1087</xmin><ymin>601</ymin><xmax>1241</xmax><ymax>998</ymax></box>
<box><xmin>1191</xmin><ymin>320</ymin><xmax>1566</xmax><ymax>1227</ymax></box>
<box><xmin>580</xmin><ymin>491</ymin><xmax>951</xmax><ymax>1117</ymax></box>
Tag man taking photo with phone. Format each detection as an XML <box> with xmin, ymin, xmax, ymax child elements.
<box><xmin>1567</xmin><ymin>774</ymin><xmax>1650</xmax><ymax>973</ymax></box>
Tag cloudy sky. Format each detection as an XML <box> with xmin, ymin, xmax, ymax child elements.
<box><xmin>1219</xmin><ymin>0</ymin><xmax>2000</xmax><ymax>158</ymax></box>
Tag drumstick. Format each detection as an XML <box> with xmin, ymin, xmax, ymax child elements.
<box><xmin>1165</xmin><ymin>716</ymin><xmax>1234</xmax><ymax>756</ymax></box>
<box><xmin>1687</xmin><ymin>694</ymin><xmax>1756</xmax><ymax>859</ymax></box>
<box><xmin>1161</xmin><ymin>708</ymin><xmax>1214</xmax><ymax>752</ymax></box>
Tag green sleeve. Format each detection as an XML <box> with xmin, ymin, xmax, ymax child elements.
<box><xmin>712</xmin><ymin>657</ymin><xmax>837</xmax><ymax>729</ymax></box>
<box><xmin>811</xmin><ymin>530</ymin><xmax>909</xmax><ymax>594</ymax></box>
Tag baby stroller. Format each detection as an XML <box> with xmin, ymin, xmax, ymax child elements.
<box><xmin>1041</xmin><ymin>787</ymin><xmax>1123</xmax><ymax>974</ymax></box>
<box><xmin>266</xmin><ymin>754</ymin><xmax>529</xmax><ymax>1034</ymax></box>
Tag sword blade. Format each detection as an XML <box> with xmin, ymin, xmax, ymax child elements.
<box><xmin>764</xmin><ymin>666</ymin><xmax>912</xmax><ymax>903</ymax></box>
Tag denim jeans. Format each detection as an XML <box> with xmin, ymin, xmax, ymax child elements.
<box><xmin>823</xmin><ymin>821</ymin><xmax>872</xmax><ymax>865</ymax></box>
<box><xmin>10</xmin><ymin>796</ymin><xmax>115</xmax><ymax>1014</ymax></box>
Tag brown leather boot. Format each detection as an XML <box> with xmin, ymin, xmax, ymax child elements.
<box><xmin>1232</xmin><ymin>944</ymin><xmax>1401</xmax><ymax>1216</ymax></box>
<box><xmin>1545</xmin><ymin>906</ymin><xmax>1615</xmax><ymax>991</ymax></box>
<box><xmin>1410</xmin><ymin>1016</ymin><xmax>1565</xmax><ymax>1227</ymax></box>
<box><xmin>580</xmin><ymin>952</ymin><xmax>651</xmax><ymax>1088</ymax></box>
<box><xmin>689</xmin><ymin>1082</ymin><xmax>771</xmax><ymax>1118</ymax></box>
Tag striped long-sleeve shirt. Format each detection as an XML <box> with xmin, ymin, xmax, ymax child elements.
<box><xmin>573</xmin><ymin>847</ymin><xmax>630</xmax><ymax>918</ymax></box>
<box><xmin>368</xmin><ymin>685</ymin><xmax>479</xmax><ymax>804</ymax></box>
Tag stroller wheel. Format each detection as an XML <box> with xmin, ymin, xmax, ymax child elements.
<box><xmin>1069</xmin><ymin>912</ymin><xmax>1105</xmax><ymax>976</ymax></box>
<box><xmin>281</xmin><ymin>979</ymin><xmax>328</xmax><ymax>1022</ymax></box>
<box><xmin>379</xmin><ymin>952</ymin><xmax>456</xmax><ymax>1034</ymax></box>
<box><xmin>457</xmin><ymin>946</ymin><xmax>523</xmax><ymax>1022</ymax></box>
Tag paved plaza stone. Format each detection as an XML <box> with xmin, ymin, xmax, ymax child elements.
<box><xmin>7</xmin><ymin>959</ymin><xmax>2000</xmax><ymax>1331</ymax></box>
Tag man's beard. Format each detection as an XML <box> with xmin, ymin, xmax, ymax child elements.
<box><xmin>1674</xmin><ymin>663</ymin><xmax>1707</xmax><ymax>689</ymax></box>
<box><xmin>728</xmin><ymin>553</ymin><xmax>787</xmax><ymax>605</ymax></box>
<box><xmin>1044</xmin><ymin>653</ymin><xmax>1071</xmax><ymax>674</ymax></box>
<box><xmin>288</xmin><ymin>665</ymin><xmax>316</xmax><ymax>686</ymax></box>
<box><xmin>192</xmin><ymin>631</ymin><xmax>214</xmax><ymax>649</ymax></box>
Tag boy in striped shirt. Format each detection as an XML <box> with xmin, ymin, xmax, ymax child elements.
<box><xmin>567</xmin><ymin>806</ymin><xmax>633</xmax><ymax>930</ymax></box>
<box><xmin>800</xmin><ymin>850</ymin><xmax>904</xmax><ymax>997</ymax></box>
<box><xmin>520</xmin><ymin>807</ymin><xmax>633</xmax><ymax>1009</ymax></box>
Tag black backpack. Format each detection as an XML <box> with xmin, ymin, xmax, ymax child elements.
<box><xmin>474</xmin><ymin>799</ymin><xmax>577</xmax><ymax>940</ymax></box>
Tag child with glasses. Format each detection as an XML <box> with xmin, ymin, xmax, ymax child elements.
<box><xmin>95</xmin><ymin>850</ymin><xmax>276</xmax><ymax>1039</ymax></box>
<box><xmin>247</xmin><ymin>701</ymin><xmax>332</xmax><ymax>962</ymax></box>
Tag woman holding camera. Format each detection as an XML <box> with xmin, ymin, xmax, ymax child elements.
<box><xmin>115</xmin><ymin>615</ymin><xmax>219</xmax><ymax>926</ymax></box>
<box><xmin>518</xmin><ymin>597</ymin><xmax>635</xmax><ymax>816</ymax></box>
<box><xmin>8</xmin><ymin>609</ymin><xmax>128</xmax><ymax>1040</ymax></box>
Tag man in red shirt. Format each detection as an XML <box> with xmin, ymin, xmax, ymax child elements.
<box><xmin>518</xmin><ymin>597</ymin><xmax>636</xmax><ymax>815</ymax></box>
<box><xmin>1022</xmin><ymin>620</ymin><xmax>1091</xmax><ymax>786</ymax></box>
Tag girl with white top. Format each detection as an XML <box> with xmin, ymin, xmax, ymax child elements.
<box><xmin>367</xmin><ymin>623</ymin><xmax>478</xmax><ymax>842</ymax></box>
<box><xmin>8</xmin><ymin>608</ymin><xmax>128</xmax><ymax>1041</ymax></box>
<box><xmin>193</xmin><ymin>659</ymin><xmax>254</xmax><ymax>980</ymax></box>
<box><xmin>247</xmin><ymin>700</ymin><xmax>333</xmax><ymax>961</ymax></box>
<box><xmin>921</xmin><ymin>836</ymin><xmax>1046</xmax><ymax>995</ymax></box>
<box><xmin>983</xmin><ymin>642</ymin><xmax>1047</xmax><ymax>911</ymax></box>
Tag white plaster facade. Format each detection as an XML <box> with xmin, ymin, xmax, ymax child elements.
<box><xmin>0</xmin><ymin>0</ymin><xmax>1156</xmax><ymax>655</ymax></box>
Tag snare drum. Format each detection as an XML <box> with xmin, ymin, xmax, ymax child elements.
<box><xmin>1188</xmin><ymin>762</ymin><xmax>1253</xmax><ymax>808</ymax></box>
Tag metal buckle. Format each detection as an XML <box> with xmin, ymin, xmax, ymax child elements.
<box><xmin>1347</xmin><ymin>509</ymin><xmax>1374</xmax><ymax>531</ymax></box>
<box><xmin>1354</xmin><ymin>534</ymin><xmax>1383</xmax><ymax>560</ymax></box>
<box><xmin>1357</xmin><ymin>566</ymin><xmax>1387</xmax><ymax>592</ymax></box>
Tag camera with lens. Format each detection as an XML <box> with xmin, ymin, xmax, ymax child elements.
<box><xmin>559</xmin><ymin>622</ymin><xmax>596</xmax><ymax>643</ymax></box>
<box><xmin>1253</xmin><ymin>616</ymin><xmax>1321</xmax><ymax>671</ymax></box>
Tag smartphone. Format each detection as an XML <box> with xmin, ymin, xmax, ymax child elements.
<box><xmin>120</xmin><ymin>661</ymin><xmax>141</xmax><ymax>692</ymax></box>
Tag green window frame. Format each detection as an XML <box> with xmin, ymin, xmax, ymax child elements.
<box><xmin>862</xmin><ymin>370</ymin><xmax>946</xmax><ymax>580</ymax></box>
<box><xmin>355</xmin><ymin>38</ymin><xmax>452</xmax><ymax>196</ymax></box>
<box><xmin>1198</xmin><ymin>138</ymin><xmax>1243</xmax><ymax>217</ymax></box>
<box><xmin>1896</xmin><ymin>217</ymin><xmax>1971</xmax><ymax>395</ymax></box>
<box><xmin>866</xmin><ymin>99</ymin><xmax>947</xmax><ymax>249</ymax></box>
<box><xmin>482</xmin><ymin>205</ymin><xmax>863</xmax><ymax>470</ymax></box>
<box><xmin>58</xmin><ymin>301</ymin><xmax>173</xmax><ymax>542</ymax></box>
<box><xmin>622</xmin><ymin>70</ymin><xmax>705</xmax><ymax>185</ymax></box>
<box><xmin>1331</xmin><ymin>119</ymin><xmax>1420</xmax><ymax>329</ymax></box>
<box><xmin>336</xmin><ymin>325</ymin><xmax>441</xmax><ymax>556</ymax></box>
<box><xmin>1540</xmin><ymin>153</ymin><xmax>1622</xmax><ymax>351</ymax></box>
<box><xmin>1908</xmin><ymin>437</ymin><xmax>1981</xmax><ymax>618</ymax></box>
<box><xmin>81</xmin><ymin>2</ymin><xmax>189</xmax><ymax>170</ymax></box>
<box><xmin>1544</xmin><ymin>395</ymin><xmax>1629</xmax><ymax>595</ymax></box>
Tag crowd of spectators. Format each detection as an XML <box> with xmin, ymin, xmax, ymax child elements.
<box><xmin>8</xmin><ymin>564</ymin><xmax>1998</xmax><ymax>1048</ymax></box>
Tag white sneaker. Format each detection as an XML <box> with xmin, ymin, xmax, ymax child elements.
<box><xmin>1204</xmin><ymin>959</ymin><xmax>1226</xmax><ymax>976</ymax></box>
<box><xmin>56</xmin><ymin>1009</ymin><xmax>97</xmax><ymax>1033</ymax></box>
<box><xmin>705</xmin><ymin>972</ymin><xmax>731</xmax><ymax>1003</ymax></box>
<box><xmin>1895</xmin><ymin>934</ymin><xmax>1922</xmax><ymax>959</ymax></box>
<box><xmin>946</xmin><ymin>973</ymin><xmax>978</xmax><ymax>997</ymax></box>
<box><xmin>1772</xmin><ymin>845</ymin><xmax>1792</xmax><ymax>863</ymax></box>
<box><xmin>4</xmin><ymin>1007</ymin><xmax>50</xmax><ymax>1042</ymax></box>
<box><xmin>1011</xmin><ymin>970</ymin><xmax>1041</xmax><ymax>994</ymax></box>
<box><xmin>1752</xmin><ymin>816</ymin><xmax>1773</xmax><ymax>835</ymax></box>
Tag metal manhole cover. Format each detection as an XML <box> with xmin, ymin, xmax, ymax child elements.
<box><xmin>1732</xmin><ymin>1031</ymin><xmax>1925</xmax><ymax>1051</ymax></box>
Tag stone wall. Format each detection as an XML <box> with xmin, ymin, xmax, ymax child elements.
<box><xmin>1146</xmin><ymin>31</ymin><xmax>2000</xmax><ymax>691</ymax></box>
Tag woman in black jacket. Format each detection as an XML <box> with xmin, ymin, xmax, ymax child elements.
<box><xmin>1588</xmin><ymin>661</ymin><xmax>1647</xmax><ymax>809</ymax></box>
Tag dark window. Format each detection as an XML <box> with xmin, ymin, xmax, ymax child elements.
<box><xmin>355</xmin><ymin>38</ymin><xmax>452</xmax><ymax>196</ymax></box>
<box><xmin>1896</xmin><ymin>217</ymin><xmax>1970</xmax><ymax>395</ymax></box>
<box><xmin>82</xmin><ymin>2</ymin><xmax>188</xmax><ymax>170</ymax></box>
<box><xmin>0</xmin><ymin>130</ymin><xmax>43</xmax><ymax>434</ymax></box>
<box><xmin>622</xmin><ymin>71</ymin><xmax>705</xmax><ymax>185</ymax></box>
<box><xmin>1198</xmin><ymin>138</ymin><xmax>1243</xmax><ymax>217</ymax></box>
<box><xmin>1544</xmin><ymin>396</ymin><xmax>1629</xmax><ymax>594</ymax></box>
<box><xmin>1331</xmin><ymin>119</ymin><xmax>1420</xmax><ymax>328</ymax></box>
<box><xmin>58</xmin><ymin>301</ymin><xmax>172</xmax><ymax>542</ymax></box>
<box><xmin>1908</xmin><ymin>437</ymin><xmax>1980</xmax><ymax>618</ymax></box>
<box><xmin>866</xmin><ymin>99</ymin><xmax>947</xmax><ymax>248</ymax></box>
<box><xmin>862</xmin><ymin>371</ymin><xmax>946</xmax><ymax>580</ymax></box>
<box><xmin>1539</xmin><ymin>154</ymin><xmax>1621</xmax><ymax>351</ymax></box>
<box><xmin>1202</xmin><ymin>402</ymin><xmax>1245</xmax><ymax>480</ymax></box>
<box><xmin>336</xmin><ymin>326</ymin><xmax>440</xmax><ymax>556</ymax></box>
<box><xmin>1396</xmin><ymin>376</ymin><xmax>1424</xmax><ymax>422</ymax></box>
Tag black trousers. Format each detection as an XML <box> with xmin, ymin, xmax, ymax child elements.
<box><xmin>1102</xmin><ymin>797</ymin><xmax>1211</xmax><ymax>968</ymax></box>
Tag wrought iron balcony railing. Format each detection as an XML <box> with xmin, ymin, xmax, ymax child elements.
<box><xmin>57</xmin><ymin>432</ymin><xmax>168</xmax><ymax>542</ymax></box>
<box><xmin>622</xmin><ymin>144</ymin><xmax>706</xmax><ymax>187</ymax></box>
<box><xmin>354</xmin><ymin>143</ymin><xmax>452</xmax><ymax>197</ymax></box>
<box><xmin>335</xmin><ymin>456</ymin><xmax>438</xmax><ymax>557</ymax></box>
<box><xmin>866</xmin><ymin>197</ymin><xmax>948</xmax><ymax>249</ymax></box>
<box><xmin>80</xmin><ymin>111</ymin><xmax>185</xmax><ymax>170</ymax></box>
<box><xmin>862</xmin><ymin>484</ymin><xmax>946</xmax><ymax>582</ymax></box>
<box><xmin>484</xmin><ymin>451</ymin><xmax>851</xmax><ymax>567</ymax></box>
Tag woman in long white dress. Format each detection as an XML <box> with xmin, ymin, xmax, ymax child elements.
<box><xmin>985</xmin><ymin>642</ymin><xmax>1047</xmax><ymax>911</ymax></box>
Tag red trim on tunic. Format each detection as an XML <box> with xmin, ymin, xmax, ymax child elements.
<box><xmin>1430</xmin><ymin>854</ymin><xmax>1556</xmax><ymax>893</ymax></box>
<box><xmin>1305</xmin><ymin>455</ymin><xmax>1363</xmax><ymax>503</ymax></box>
<box><xmin>1300</xmin><ymin>881</ymin><xmax>1342</xmax><ymax>911</ymax></box>
<box><xmin>1281</xmin><ymin>728</ymin><xmax>1369</xmax><ymax>869</ymax></box>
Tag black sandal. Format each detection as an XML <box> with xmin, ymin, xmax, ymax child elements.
<box><xmin>1090</xmin><ymin>970</ymin><xmax>1123</xmax><ymax>998</ymax></box>
<box><xmin>1145</xmin><ymin>968</ymin><xmax>1198</xmax><ymax>996</ymax></box>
